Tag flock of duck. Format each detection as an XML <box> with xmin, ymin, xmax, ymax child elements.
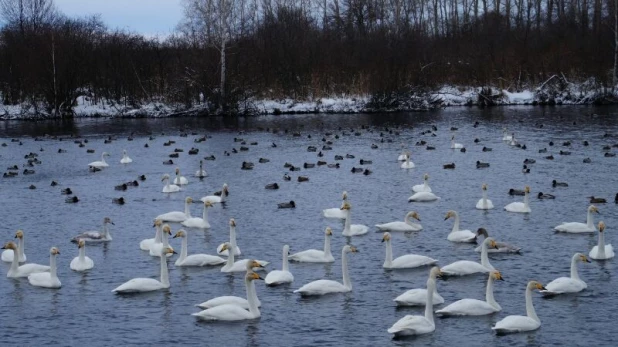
<box><xmin>1</xmin><ymin>124</ymin><xmax>615</xmax><ymax>340</ymax></box>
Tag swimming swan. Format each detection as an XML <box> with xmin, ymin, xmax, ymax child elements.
<box><xmin>140</xmin><ymin>219</ymin><xmax>162</xmax><ymax>251</ymax></box>
<box><xmin>476</xmin><ymin>183</ymin><xmax>494</xmax><ymax>210</ymax></box>
<box><xmin>197</xmin><ymin>261</ymin><xmax>263</xmax><ymax>310</ymax></box>
<box><xmin>71</xmin><ymin>217</ymin><xmax>114</xmax><ymax>242</ymax></box>
<box><xmin>376</xmin><ymin>211</ymin><xmax>422</xmax><ymax>232</ymax></box>
<box><xmin>554</xmin><ymin>205</ymin><xmax>599</xmax><ymax>233</ymax></box>
<box><xmin>173</xmin><ymin>167</ymin><xmax>189</xmax><ymax>185</ymax></box>
<box><xmin>217</xmin><ymin>218</ymin><xmax>241</xmax><ymax>256</ymax></box>
<box><xmin>388</xmin><ymin>267</ymin><xmax>442</xmax><ymax>337</ymax></box>
<box><xmin>173</xmin><ymin>230</ymin><xmax>225</xmax><ymax>266</ymax></box>
<box><xmin>182</xmin><ymin>200</ymin><xmax>212</xmax><ymax>229</ymax></box>
<box><xmin>120</xmin><ymin>150</ymin><xmax>132</xmax><ymax>164</ymax></box>
<box><xmin>70</xmin><ymin>240</ymin><xmax>94</xmax><ymax>271</ymax></box>
<box><xmin>408</xmin><ymin>191</ymin><xmax>440</xmax><ymax>202</ymax></box>
<box><xmin>442</xmin><ymin>238</ymin><xmax>498</xmax><ymax>276</ymax></box>
<box><xmin>265</xmin><ymin>245</ymin><xmax>294</xmax><ymax>286</ymax></box>
<box><xmin>88</xmin><ymin>152</ymin><xmax>110</xmax><ymax>169</ymax></box>
<box><xmin>589</xmin><ymin>221</ymin><xmax>614</xmax><ymax>260</ymax></box>
<box><xmin>150</xmin><ymin>225</ymin><xmax>173</xmax><ymax>257</ymax></box>
<box><xmin>201</xmin><ymin>183</ymin><xmax>229</xmax><ymax>204</ymax></box>
<box><xmin>450</xmin><ymin>136</ymin><xmax>463</xmax><ymax>149</ymax></box>
<box><xmin>412</xmin><ymin>173</ymin><xmax>432</xmax><ymax>193</ymax></box>
<box><xmin>161</xmin><ymin>174</ymin><xmax>180</xmax><ymax>193</ymax></box>
<box><xmin>341</xmin><ymin>202</ymin><xmax>369</xmax><ymax>236</ymax></box>
<box><xmin>436</xmin><ymin>270</ymin><xmax>503</xmax><ymax>316</ymax></box>
<box><xmin>400</xmin><ymin>152</ymin><xmax>415</xmax><ymax>169</ymax></box>
<box><xmin>444</xmin><ymin>210</ymin><xmax>477</xmax><ymax>243</ymax></box>
<box><xmin>1</xmin><ymin>242</ymin><xmax>49</xmax><ymax>278</ymax></box>
<box><xmin>504</xmin><ymin>186</ymin><xmax>531</xmax><ymax>213</ymax></box>
<box><xmin>156</xmin><ymin>197</ymin><xmax>193</xmax><ymax>223</ymax></box>
<box><xmin>322</xmin><ymin>191</ymin><xmax>349</xmax><ymax>219</ymax></box>
<box><xmin>294</xmin><ymin>245</ymin><xmax>358</xmax><ymax>296</ymax></box>
<box><xmin>2</xmin><ymin>229</ymin><xmax>27</xmax><ymax>263</ymax></box>
<box><xmin>382</xmin><ymin>232</ymin><xmax>437</xmax><ymax>269</ymax></box>
<box><xmin>219</xmin><ymin>243</ymin><xmax>268</xmax><ymax>272</ymax></box>
<box><xmin>192</xmin><ymin>272</ymin><xmax>263</xmax><ymax>321</ymax></box>
<box><xmin>492</xmin><ymin>281</ymin><xmax>546</xmax><ymax>334</ymax></box>
<box><xmin>112</xmin><ymin>247</ymin><xmax>176</xmax><ymax>293</ymax></box>
<box><xmin>288</xmin><ymin>227</ymin><xmax>335</xmax><ymax>263</ymax></box>
<box><xmin>540</xmin><ymin>253</ymin><xmax>590</xmax><ymax>296</ymax></box>
<box><xmin>397</xmin><ymin>143</ymin><xmax>408</xmax><ymax>161</ymax></box>
<box><xmin>195</xmin><ymin>160</ymin><xmax>207</xmax><ymax>178</ymax></box>
<box><xmin>28</xmin><ymin>247</ymin><xmax>61</xmax><ymax>288</ymax></box>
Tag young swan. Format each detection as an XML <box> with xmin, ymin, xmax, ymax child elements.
<box><xmin>70</xmin><ymin>239</ymin><xmax>94</xmax><ymax>271</ymax></box>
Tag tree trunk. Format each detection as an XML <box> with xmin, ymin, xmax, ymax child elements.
<box><xmin>219</xmin><ymin>37</ymin><xmax>226</xmax><ymax>112</ymax></box>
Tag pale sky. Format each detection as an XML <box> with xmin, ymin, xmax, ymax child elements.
<box><xmin>54</xmin><ymin>0</ymin><xmax>185</xmax><ymax>36</ymax></box>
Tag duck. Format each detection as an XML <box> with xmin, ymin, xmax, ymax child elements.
<box><xmin>583</xmin><ymin>157</ymin><xmax>592</xmax><ymax>163</ymax></box>
<box><xmin>1</xmin><ymin>229</ymin><xmax>27</xmax><ymax>263</ymax></box>
<box><xmin>589</xmin><ymin>222</ymin><xmax>614</xmax><ymax>260</ymax></box>
<box><xmin>219</xmin><ymin>243</ymin><xmax>268</xmax><ymax>272</ymax></box>
<box><xmin>441</xmin><ymin>238</ymin><xmax>498</xmax><ymax>276</ymax></box>
<box><xmin>443</xmin><ymin>163</ymin><xmax>456</xmax><ymax>169</ymax></box>
<box><xmin>216</xmin><ymin>218</ymin><xmax>241</xmax><ymax>256</ymax></box>
<box><xmin>436</xmin><ymin>270</ymin><xmax>503</xmax><ymax>316</ymax></box>
<box><xmin>482</xmin><ymin>146</ymin><xmax>493</xmax><ymax>152</ymax></box>
<box><xmin>521</xmin><ymin>165</ymin><xmax>530</xmax><ymax>173</ymax></box>
<box><xmin>200</xmin><ymin>183</ymin><xmax>229</xmax><ymax>204</ymax></box>
<box><xmin>400</xmin><ymin>152</ymin><xmax>415</xmax><ymax>169</ymax></box>
<box><xmin>114</xmin><ymin>183</ymin><xmax>128</xmax><ymax>191</ymax></box>
<box><xmin>156</xmin><ymin>197</ymin><xmax>193</xmax><ymax>223</ymax></box>
<box><xmin>450</xmin><ymin>135</ymin><xmax>463</xmax><ymax>149</ymax></box>
<box><xmin>28</xmin><ymin>247</ymin><xmax>61</xmax><ymax>289</ymax></box>
<box><xmin>508</xmin><ymin>188</ymin><xmax>525</xmax><ymax>196</ymax></box>
<box><xmin>476</xmin><ymin>161</ymin><xmax>490</xmax><ymax>168</ymax></box>
<box><xmin>589</xmin><ymin>196</ymin><xmax>607</xmax><ymax>203</ymax></box>
<box><xmin>1</xmin><ymin>242</ymin><xmax>49</xmax><ymax>278</ymax></box>
<box><xmin>173</xmin><ymin>168</ymin><xmax>189</xmax><ymax>185</ymax></box>
<box><xmin>412</xmin><ymin>173</ymin><xmax>432</xmax><ymax>193</ymax></box>
<box><xmin>552</xmin><ymin>180</ymin><xmax>568</xmax><ymax>187</ymax></box>
<box><xmin>195</xmin><ymin>160</ymin><xmax>207</xmax><ymax>178</ymax></box>
<box><xmin>288</xmin><ymin>227</ymin><xmax>334</xmax><ymax>263</ymax></box>
<box><xmin>120</xmin><ymin>150</ymin><xmax>132</xmax><ymax>164</ymax></box>
<box><xmin>388</xmin><ymin>267</ymin><xmax>442</xmax><ymax>337</ymax></box>
<box><xmin>475</xmin><ymin>228</ymin><xmax>521</xmax><ymax>253</ymax></box>
<box><xmin>265</xmin><ymin>245</ymin><xmax>294</xmax><ymax>286</ymax></box>
<box><xmin>241</xmin><ymin>161</ymin><xmax>254</xmax><ymax>170</ymax></box>
<box><xmin>504</xmin><ymin>186</ymin><xmax>531</xmax><ymax>213</ymax></box>
<box><xmin>278</xmin><ymin>200</ymin><xmax>296</xmax><ymax>208</ymax></box>
<box><xmin>492</xmin><ymin>281</ymin><xmax>546</xmax><ymax>334</ymax></box>
<box><xmin>476</xmin><ymin>183</ymin><xmax>494</xmax><ymax>210</ymax></box>
<box><xmin>65</xmin><ymin>196</ymin><xmax>79</xmax><ymax>203</ymax></box>
<box><xmin>181</xmin><ymin>200</ymin><xmax>212</xmax><ymax>229</ymax></box>
<box><xmin>70</xmin><ymin>240</ymin><xmax>94</xmax><ymax>271</ymax></box>
<box><xmin>444</xmin><ymin>210</ymin><xmax>477</xmax><ymax>243</ymax></box>
<box><xmin>537</xmin><ymin>192</ymin><xmax>555</xmax><ymax>199</ymax></box>
<box><xmin>341</xmin><ymin>202</ymin><xmax>369</xmax><ymax>236</ymax></box>
<box><xmin>112</xmin><ymin>247</ymin><xmax>176</xmax><ymax>293</ymax></box>
<box><xmin>381</xmin><ymin>232</ymin><xmax>437</xmax><ymax>269</ymax></box>
<box><xmin>161</xmin><ymin>174</ymin><xmax>180</xmax><ymax>193</ymax></box>
<box><xmin>283</xmin><ymin>173</ymin><xmax>291</xmax><ymax>181</ymax></box>
<box><xmin>294</xmin><ymin>245</ymin><xmax>358</xmax><ymax>296</ymax></box>
<box><xmin>375</xmin><ymin>211</ymin><xmax>422</xmax><ymax>232</ymax></box>
<box><xmin>540</xmin><ymin>253</ymin><xmax>590</xmax><ymax>296</ymax></box>
<box><xmin>112</xmin><ymin>197</ymin><xmax>125</xmax><ymax>205</ymax></box>
<box><xmin>71</xmin><ymin>217</ymin><xmax>114</xmax><ymax>242</ymax></box>
<box><xmin>173</xmin><ymin>230</ymin><xmax>225</xmax><ymax>266</ymax></box>
<box><xmin>88</xmin><ymin>152</ymin><xmax>110</xmax><ymax>169</ymax></box>
<box><xmin>264</xmin><ymin>182</ymin><xmax>280</xmax><ymax>190</ymax></box>
<box><xmin>192</xmin><ymin>272</ymin><xmax>263</xmax><ymax>321</ymax></box>
<box><xmin>297</xmin><ymin>176</ymin><xmax>309</xmax><ymax>182</ymax></box>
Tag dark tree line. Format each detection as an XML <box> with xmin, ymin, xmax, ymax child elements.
<box><xmin>0</xmin><ymin>0</ymin><xmax>616</xmax><ymax>117</ymax></box>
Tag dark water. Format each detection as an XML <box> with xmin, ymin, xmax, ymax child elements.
<box><xmin>0</xmin><ymin>106</ymin><xmax>617</xmax><ymax>346</ymax></box>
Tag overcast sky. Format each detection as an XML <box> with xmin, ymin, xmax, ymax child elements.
<box><xmin>54</xmin><ymin>0</ymin><xmax>185</xmax><ymax>36</ymax></box>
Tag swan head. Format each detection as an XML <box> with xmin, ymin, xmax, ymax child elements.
<box><xmin>123</xmin><ymin>149</ymin><xmax>127</xmax><ymax>155</ymax></box>
<box><xmin>185</xmin><ymin>197</ymin><xmax>193</xmax><ymax>204</ymax></box>
<box><xmin>444</xmin><ymin>210</ymin><xmax>456</xmax><ymax>220</ymax></box>
<box><xmin>325</xmin><ymin>227</ymin><xmax>333</xmax><ymax>236</ymax></box>
<box><xmin>524</xmin><ymin>186</ymin><xmax>530</xmax><ymax>193</ymax></box>
<box><xmin>246</xmin><ymin>271</ymin><xmax>264</xmax><ymax>281</ymax></box>
<box><xmin>161</xmin><ymin>174</ymin><xmax>170</xmax><ymax>181</ymax></box>
<box><xmin>162</xmin><ymin>225</ymin><xmax>172</xmax><ymax>235</ymax></box>
<box><xmin>222</xmin><ymin>183</ymin><xmax>229</xmax><ymax>195</ymax></box>
<box><xmin>429</xmin><ymin>266</ymin><xmax>443</xmax><ymax>279</ymax></box>
<box><xmin>423</xmin><ymin>173</ymin><xmax>429</xmax><ymax>180</ymax></box>
<box><xmin>340</xmin><ymin>202</ymin><xmax>351</xmax><ymax>211</ymax></box>
<box><xmin>589</xmin><ymin>205</ymin><xmax>599</xmax><ymax>214</ymax></box>
<box><xmin>173</xmin><ymin>230</ymin><xmax>186</xmax><ymax>239</ymax></box>
<box><xmin>1</xmin><ymin>242</ymin><xmax>17</xmax><ymax>250</ymax></box>
<box><xmin>229</xmin><ymin>218</ymin><xmax>236</xmax><ymax>227</ymax></box>
<box><xmin>343</xmin><ymin>245</ymin><xmax>358</xmax><ymax>253</ymax></box>
<box><xmin>175</xmin><ymin>167</ymin><xmax>180</xmax><ymax>174</ymax></box>
<box><xmin>50</xmin><ymin>247</ymin><xmax>60</xmax><ymax>255</ymax></box>
<box><xmin>528</xmin><ymin>281</ymin><xmax>546</xmax><ymax>291</ymax></box>
<box><xmin>77</xmin><ymin>239</ymin><xmax>85</xmax><ymax>248</ymax></box>
<box><xmin>406</xmin><ymin>211</ymin><xmax>421</xmax><ymax>221</ymax></box>
<box><xmin>14</xmin><ymin>230</ymin><xmax>24</xmax><ymax>239</ymax></box>
<box><xmin>484</xmin><ymin>237</ymin><xmax>499</xmax><ymax>249</ymax></box>
<box><xmin>576</xmin><ymin>253</ymin><xmax>591</xmax><ymax>263</ymax></box>
<box><xmin>241</xmin><ymin>258</ymin><xmax>263</xmax><ymax>270</ymax></box>
<box><xmin>204</xmin><ymin>200</ymin><xmax>213</xmax><ymax>207</ymax></box>
<box><xmin>283</xmin><ymin>244</ymin><xmax>290</xmax><ymax>254</ymax></box>
<box><xmin>342</xmin><ymin>191</ymin><xmax>348</xmax><ymax>200</ymax></box>
<box><xmin>491</xmin><ymin>270</ymin><xmax>504</xmax><ymax>281</ymax></box>
<box><xmin>162</xmin><ymin>247</ymin><xmax>176</xmax><ymax>256</ymax></box>
<box><xmin>102</xmin><ymin>152</ymin><xmax>109</xmax><ymax>157</ymax></box>
<box><xmin>104</xmin><ymin>217</ymin><xmax>114</xmax><ymax>225</ymax></box>
<box><xmin>482</xmin><ymin>183</ymin><xmax>488</xmax><ymax>191</ymax></box>
<box><xmin>382</xmin><ymin>232</ymin><xmax>391</xmax><ymax>242</ymax></box>
<box><xmin>476</xmin><ymin>228</ymin><xmax>489</xmax><ymax>238</ymax></box>
<box><xmin>153</xmin><ymin>219</ymin><xmax>163</xmax><ymax>227</ymax></box>
<box><xmin>599</xmin><ymin>221</ymin><xmax>606</xmax><ymax>232</ymax></box>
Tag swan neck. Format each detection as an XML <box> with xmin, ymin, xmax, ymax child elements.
<box><xmin>343</xmin><ymin>209</ymin><xmax>351</xmax><ymax>233</ymax></box>
<box><xmin>79</xmin><ymin>246</ymin><xmax>86</xmax><ymax>262</ymax></box>
<box><xmin>597</xmin><ymin>231</ymin><xmax>606</xmax><ymax>258</ymax></box>
<box><xmin>180</xmin><ymin>236</ymin><xmax>188</xmax><ymax>261</ymax></box>
<box><xmin>246</xmin><ymin>277</ymin><xmax>260</xmax><ymax>317</ymax></box>
<box><xmin>230</xmin><ymin>226</ymin><xmax>237</xmax><ymax>249</ymax></box>
<box><xmin>184</xmin><ymin>201</ymin><xmax>192</xmax><ymax>218</ymax></box>
<box><xmin>323</xmin><ymin>235</ymin><xmax>332</xmax><ymax>258</ymax></box>
<box><xmin>481</xmin><ymin>241</ymin><xmax>492</xmax><ymax>269</ymax></box>
<box><xmin>525</xmin><ymin>285</ymin><xmax>540</xmax><ymax>322</ymax></box>
<box><xmin>220</xmin><ymin>186</ymin><xmax>227</xmax><ymax>202</ymax></box>
<box><xmin>18</xmin><ymin>237</ymin><xmax>25</xmax><ymax>259</ymax></box>
<box><xmin>9</xmin><ymin>244</ymin><xmax>19</xmax><ymax>272</ymax></box>
<box><xmin>425</xmin><ymin>278</ymin><xmax>436</xmax><ymax>324</ymax></box>
<box><xmin>162</xmin><ymin>234</ymin><xmax>170</xmax><ymax>248</ymax></box>
<box><xmin>451</xmin><ymin>213</ymin><xmax>460</xmax><ymax>233</ymax></box>
<box><xmin>202</xmin><ymin>205</ymin><xmax>208</xmax><ymax>221</ymax></box>
<box><xmin>586</xmin><ymin>210</ymin><xmax>594</xmax><ymax>228</ymax></box>
<box><xmin>154</xmin><ymin>225</ymin><xmax>162</xmax><ymax>243</ymax></box>
<box><xmin>160</xmin><ymin>250</ymin><xmax>170</xmax><ymax>286</ymax></box>
<box><xmin>342</xmin><ymin>248</ymin><xmax>351</xmax><ymax>289</ymax></box>
<box><xmin>383</xmin><ymin>239</ymin><xmax>393</xmax><ymax>267</ymax></box>
<box><xmin>570</xmin><ymin>255</ymin><xmax>580</xmax><ymax>280</ymax></box>
<box><xmin>50</xmin><ymin>253</ymin><xmax>57</xmax><ymax>279</ymax></box>
<box><xmin>486</xmin><ymin>275</ymin><xmax>498</xmax><ymax>308</ymax></box>
<box><xmin>226</xmin><ymin>244</ymin><xmax>235</xmax><ymax>265</ymax></box>
<box><xmin>282</xmin><ymin>248</ymin><xmax>289</xmax><ymax>272</ymax></box>
<box><xmin>523</xmin><ymin>191</ymin><xmax>529</xmax><ymax>208</ymax></box>
<box><xmin>482</xmin><ymin>189</ymin><xmax>488</xmax><ymax>207</ymax></box>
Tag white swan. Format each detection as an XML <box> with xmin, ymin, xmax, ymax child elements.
<box><xmin>502</xmin><ymin>128</ymin><xmax>513</xmax><ymax>141</ymax></box>
<box><xmin>156</xmin><ymin>197</ymin><xmax>193</xmax><ymax>223</ymax></box>
<box><xmin>28</xmin><ymin>247</ymin><xmax>61</xmax><ymax>289</ymax></box>
<box><xmin>509</xmin><ymin>133</ymin><xmax>517</xmax><ymax>146</ymax></box>
<box><xmin>504</xmin><ymin>186</ymin><xmax>531</xmax><ymax>213</ymax></box>
<box><xmin>140</xmin><ymin>219</ymin><xmax>162</xmax><ymax>251</ymax></box>
<box><xmin>71</xmin><ymin>217</ymin><xmax>114</xmax><ymax>242</ymax></box>
<box><xmin>182</xmin><ymin>200</ymin><xmax>212</xmax><ymax>229</ymax></box>
<box><xmin>492</xmin><ymin>281</ymin><xmax>546</xmax><ymax>334</ymax></box>
<box><xmin>388</xmin><ymin>267</ymin><xmax>442</xmax><ymax>337</ymax></box>
<box><xmin>288</xmin><ymin>227</ymin><xmax>335</xmax><ymax>263</ymax></box>
<box><xmin>88</xmin><ymin>152</ymin><xmax>110</xmax><ymax>169</ymax></box>
<box><xmin>376</xmin><ymin>211</ymin><xmax>422</xmax><ymax>232</ymax></box>
<box><xmin>341</xmin><ymin>202</ymin><xmax>369</xmax><ymax>236</ymax></box>
<box><xmin>400</xmin><ymin>152</ymin><xmax>415</xmax><ymax>169</ymax></box>
<box><xmin>265</xmin><ymin>245</ymin><xmax>294</xmax><ymax>286</ymax></box>
<box><xmin>412</xmin><ymin>173</ymin><xmax>432</xmax><ymax>193</ymax></box>
<box><xmin>120</xmin><ymin>149</ymin><xmax>132</xmax><ymax>164</ymax></box>
<box><xmin>200</xmin><ymin>183</ymin><xmax>229</xmax><ymax>204</ymax></box>
<box><xmin>2</xmin><ymin>229</ymin><xmax>27</xmax><ymax>263</ymax></box>
<box><xmin>450</xmin><ymin>135</ymin><xmax>463</xmax><ymax>149</ymax></box>
<box><xmin>554</xmin><ymin>205</ymin><xmax>599</xmax><ymax>233</ymax></box>
<box><xmin>436</xmin><ymin>270</ymin><xmax>503</xmax><ymax>316</ymax></box>
<box><xmin>150</xmin><ymin>224</ymin><xmax>173</xmax><ymax>257</ymax></box>
<box><xmin>112</xmin><ymin>247</ymin><xmax>176</xmax><ymax>293</ymax></box>
<box><xmin>195</xmin><ymin>160</ymin><xmax>207</xmax><ymax>178</ymax></box>
<box><xmin>442</xmin><ymin>238</ymin><xmax>498</xmax><ymax>276</ymax></box>
<box><xmin>197</xmin><ymin>261</ymin><xmax>263</xmax><ymax>310</ymax></box>
<box><xmin>408</xmin><ymin>191</ymin><xmax>439</xmax><ymax>202</ymax></box>
<box><xmin>382</xmin><ymin>232</ymin><xmax>437</xmax><ymax>269</ymax></box>
<box><xmin>1</xmin><ymin>242</ymin><xmax>49</xmax><ymax>278</ymax></box>
<box><xmin>173</xmin><ymin>167</ymin><xmax>189</xmax><ymax>185</ymax></box>
<box><xmin>394</xmin><ymin>279</ymin><xmax>445</xmax><ymax>307</ymax></box>
<box><xmin>70</xmin><ymin>240</ymin><xmax>94</xmax><ymax>271</ymax></box>
<box><xmin>397</xmin><ymin>143</ymin><xmax>408</xmax><ymax>161</ymax></box>
<box><xmin>322</xmin><ymin>191</ymin><xmax>348</xmax><ymax>219</ymax></box>
<box><xmin>192</xmin><ymin>272</ymin><xmax>263</xmax><ymax>321</ymax></box>
<box><xmin>445</xmin><ymin>210</ymin><xmax>477</xmax><ymax>243</ymax></box>
<box><xmin>217</xmin><ymin>218</ymin><xmax>241</xmax><ymax>256</ymax></box>
<box><xmin>540</xmin><ymin>253</ymin><xmax>590</xmax><ymax>296</ymax></box>
<box><xmin>220</xmin><ymin>243</ymin><xmax>269</xmax><ymax>272</ymax></box>
<box><xmin>589</xmin><ymin>221</ymin><xmax>615</xmax><ymax>260</ymax></box>
<box><xmin>475</xmin><ymin>228</ymin><xmax>521</xmax><ymax>253</ymax></box>
<box><xmin>161</xmin><ymin>174</ymin><xmax>180</xmax><ymax>193</ymax></box>
<box><xmin>475</xmin><ymin>183</ymin><xmax>494</xmax><ymax>210</ymax></box>
<box><xmin>173</xmin><ymin>230</ymin><xmax>225</xmax><ymax>266</ymax></box>
<box><xmin>294</xmin><ymin>245</ymin><xmax>358</xmax><ymax>296</ymax></box>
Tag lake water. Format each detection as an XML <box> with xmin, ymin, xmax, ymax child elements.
<box><xmin>0</xmin><ymin>106</ymin><xmax>617</xmax><ymax>346</ymax></box>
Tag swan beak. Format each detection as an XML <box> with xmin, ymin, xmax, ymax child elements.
<box><xmin>381</xmin><ymin>239</ymin><xmax>385</xmax><ymax>243</ymax></box>
<box><xmin>415</xmin><ymin>217</ymin><xmax>421</xmax><ymax>221</ymax></box>
<box><xmin>584</xmin><ymin>257</ymin><xmax>591</xmax><ymax>263</ymax></box>
<box><xmin>172</xmin><ymin>250</ymin><xmax>178</xmax><ymax>254</ymax></box>
<box><xmin>541</xmin><ymin>286</ymin><xmax>547</xmax><ymax>290</ymax></box>
<box><xmin>497</xmin><ymin>276</ymin><xmax>504</xmax><ymax>281</ymax></box>
<box><xmin>110</xmin><ymin>222</ymin><xmax>115</xmax><ymax>225</ymax></box>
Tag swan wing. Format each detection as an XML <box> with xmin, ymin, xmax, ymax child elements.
<box><xmin>447</xmin><ymin>230</ymin><xmax>477</xmax><ymax>243</ymax></box>
<box><xmin>72</xmin><ymin>231</ymin><xmax>103</xmax><ymax>242</ymax></box>
<box><xmin>70</xmin><ymin>257</ymin><xmax>94</xmax><ymax>271</ymax></box>
<box><xmin>288</xmin><ymin>249</ymin><xmax>333</xmax><ymax>263</ymax></box>
<box><xmin>181</xmin><ymin>217</ymin><xmax>210</xmax><ymax>229</ymax></box>
<box><xmin>112</xmin><ymin>278</ymin><xmax>165</xmax><ymax>293</ymax></box>
<box><xmin>412</xmin><ymin>184</ymin><xmax>432</xmax><ymax>193</ymax></box>
<box><xmin>436</xmin><ymin>299</ymin><xmax>498</xmax><ymax>316</ymax></box>
<box><xmin>349</xmin><ymin>224</ymin><xmax>369</xmax><ymax>235</ymax></box>
<box><xmin>294</xmin><ymin>279</ymin><xmax>348</xmax><ymax>295</ymax></box>
<box><xmin>388</xmin><ymin>315</ymin><xmax>434</xmax><ymax>335</ymax></box>
<box><xmin>442</xmin><ymin>260</ymin><xmax>490</xmax><ymax>275</ymax></box>
<box><xmin>375</xmin><ymin>222</ymin><xmax>422</xmax><ymax>232</ymax></box>
<box><xmin>18</xmin><ymin>263</ymin><xmax>50</xmax><ymax>275</ymax></box>
<box><xmin>155</xmin><ymin>211</ymin><xmax>186</xmax><ymax>222</ymax></box>
<box><xmin>492</xmin><ymin>315</ymin><xmax>540</xmax><ymax>333</ymax></box>
<box><xmin>408</xmin><ymin>192</ymin><xmax>439</xmax><ymax>202</ymax></box>
<box><xmin>322</xmin><ymin>208</ymin><xmax>346</xmax><ymax>219</ymax></box>
<box><xmin>554</xmin><ymin>222</ymin><xmax>594</xmax><ymax>233</ymax></box>
<box><xmin>475</xmin><ymin>199</ymin><xmax>494</xmax><ymax>209</ymax></box>
<box><xmin>504</xmin><ymin>202</ymin><xmax>530</xmax><ymax>213</ymax></box>
<box><xmin>200</xmin><ymin>196</ymin><xmax>222</xmax><ymax>204</ymax></box>
<box><xmin>475</xmin><ymin>241</ymin><xmax>520</xmax><ymax>253</ymax></box>
<box><xmin>394</xmin><ymin>289</ymin><xmax>444</xmax><ymax>306</ymax></box>
<box><xmin>589</xmin><ymin>244</ymin><xmax>615</xmax><ymax>259</ymax></box>
<box><xmin>28</xmin><ymin>272</ymin><xmax>61</xmax><ymax>288</ymax></box>
<box><xmin>178</xmin><ymin>254</ymin><xmax>225</xmax><ymax>266</ymax></box>
<box><xmin>1</xmin><ymin>249</ymin><xmax>15</xmax><ymax>262</ymax></box>
<box><xmin>197</xmin><ymin>296</ymin><xmax>258</xmax><ymax>309</ymax></box>
<box><xmin>265</xmin><ymin>270</ymin><xmax>294</xmax><ymax>285</ymax></box>
<box><xmin>140</xmin><ymin>238</ymin><xmax>155</xmax><ymax>251</ymax></box>
<box><xmin>542</xmin><ymin>277</ymin><xmax>586</xmax><ymax>295</ymax></box>
<box><xmin>390</xmin><ymin>255</ymin><xmax>438</xmax><ymax>269</ymax></box>
<box><xmin>162</xmin><ymin>184</ymin><xmax>180</xmax><ymax>193</ymax></box>
<box><xmin>192</xmin><ymin>304</ymin><xmax>255</xmax><ymax>321</ymax></box>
